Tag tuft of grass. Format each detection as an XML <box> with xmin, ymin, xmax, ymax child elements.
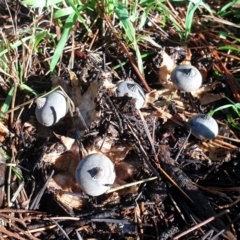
<box><xmin>217</xmin><ymin>0</ymin><xmax>240</xmax><ymax>17</ymax></box>
<box><xmin>22</xmin><ymin>0</ymin><xmax>62</xmax><ymax>8</ymax></box>
<box><xmin>114</xmin><ymin>2</ymin><xmax>144</xmax><ymax>74</ymax></box>
<box><xmin>22</xmin><ymin>0</ymin><xmax>93</xmax><ymax>73</ymax></box>
<box><xmin>209</xmin><ymin>97</ymin><xmax>240</xmax><ymax>130</ymax></box>
<box><xmin>50</xmin><ymin>12</ymin><xmax>78</xmax><ymax>72</ymax></box>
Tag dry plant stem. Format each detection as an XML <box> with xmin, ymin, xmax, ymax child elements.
<box><xmin>202</xmin><ymin>230</ymin><xmax>214</xmax><ymax>240</ymax></box>
<box><xmin>88</xmin><ymin>29</ymin><xmax>99</xmax><ymax>50</ymax></box>
<box><xmin>137</xmin><ymin>109</ymin><xmax>157</xmax><ymax>157</ymax></box>
<box><xmin>68</xmin><ymin>31</ymin><xmax>75</xmax><ymax>70</ymax></box>
<box><xmin>9</xmin><ymin>181</ymin><xmax>24</xmax><ymax>207</ymax></box>
<box><xmin>21</xmin><ymin>224</ymin><xmax>57</xmax><ymax>234</ymax></box>
<box><xmin>6</xmin><ymin>85</ymin><xmax>75</xmax><ymax>115</ymax></box>
<box><xmin>218</xmin><ymin>197</ymin><xmax>240</xmax><ymax>210</ymax></box>
<box><xmin>135</xmin><ymin>110</ymin><xmax>192</xmax><ymax>199</ymax></box>
<box><xmin>213</xmin><ymin>138</ymin><xmax>238</xmax><ymax>150</ymax></box>
<box><xmin>198</xmin><ymin>185</ymin><xmax>240</xmax><ymax>193</ymax></box>
<box><xmin>0</xmin><ymin>226</ymin><xmax>25</xmax><ymax>240</ymax></box>
<box><xmin>30</xmin><ymin>170</ymin><xmax>55</xmax><ymax>210</ymax></box>
<box><xmin>158</xmin><ymin>146</ymin><xmax>236</xmax><ymax>240</ymax></box>
<box><xmin>10</xmin><ymin>83</ymin><xmax>18</xmax><ymax>126</ymax></box>
<box><xmin>212</xmin><ymin>49</ymin><xmax>240</xmax><ymax>102</ymax></box>
<box><xmin>169</xmin><ymin>193</ymin><xmax>187</xmax><ymax>224</ymax></box>
<box><xmin>174</xmin><ymin>130</ymin><xmax>191</xmax><ymax>161</ymax></box>
<box><xmin>7</xmin><ymin>150</ymin><xmax>15</xmax><ymax>207</ymax></box>
<box><xmin>51</xmin><ymin>219</ymin><xmax>70</xmax><ymax>240</ymax></box>
<box><xmin>106</xmin><ymin>176</ymin><xmax>158</xmax><ymax>193</ymax></box>
<box><xmin>103</xmin><ymin>13</ymin><xmax>151</xmax><ymax>92</ymax></box>
<box><xmin>217</xmin><ymin>135</ymin><xmax>240</xmax><ymax>143</ymax></box>
<box><xmin>123</xmin><ymin>115</ymin><xmax>159</xmax><ymax>177</ymax></box>
<box><xmin>173</xmin><ymin>210</ymin><xmax>230</xmax><ymax>240</ymax></box>
<box><xmin>5</xmin><ymin>96</ymin><xmax>37</xmax><ymax>114</ymax></box>
<box><xmin>3</xmin><ymin>218</ymin><xmax>38</xmax><ymax>240</ymax></box>
<box><xmin>0</xmin><ymin>154</ymin><xmax>6</xmax><ymax>207</ymax></box>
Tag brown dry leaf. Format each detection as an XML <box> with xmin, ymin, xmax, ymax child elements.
<box><xmin>86</xmin><ymin>142</ymin><xmax>132</xmax><ymax>163</ymax></box>
<box><xmin>200</xmin><ymin>141</ymin><xmax>231</xmax><ymax>162</ymax></box>
<box><xmin>51</xmin><ymin>76</ymin><xmax>70</xmax><ymax>94</ymax></box>
<box><xmin>143</xmin><ymin>89</ymin><xmax>160</xmax><ymax>107</ymax></box>
<box><xmin>53</xmin><ymin>133</ymin><xmax>75</xmax><ymax>151</ymax></box>
<box><xmin>199</xmin><ymin>65</ymin><xmax>208</xmax><ymax>81</ymax></box>
<box><xmin>105</xmin><ymin>145</ymin><xmax>132</xmax><ymax>163</ymax></box>
<box><xmin>72</xmin><ymin>80</ymin><xmax>102</xmax><ymax>127</ymax></box>
<box><xmin>115</xmin><ymin>162</ymin><xmax>137</xmax><ymax>180</ymax></box>
<box><xmin>92</xmin><ymin>136</ymin><xmax>113</xmax><ymax>154</ymax></box>
<box><xmin>181</xmin><ymin>48</ymin><xmax>192</xmax><ymax>64</ymax></box>
<box><xmin>145</xmin><ymin>88</ymin><xmax>189</xmax><ymax>113</ymax></box>
<box><xmin>191</xmin><ymin>82</ymin><xmax>224</xmax><ymax>105</ymax></box>
<box><xmin>68</xmin><ymin>69</ymin><xmax>78</xmax><ymax>87</ymax></box>
<box><xmin>158</xmin><ymin>51</ymin><xmax>175</xmax><ymax>83</ymax></box>
<box><xmin>48</xmin><ymin>174</ymin><xmax>84</xmax><ymax>209</ymax></box>
<box><xmin>54</xmin><ymin>151</ymin><xmax>80</xmax><ymax>176</ymax></box>
<box><xmin>0</xmin><ymin>121</ymin><xmax>9</xmax><ymax>142</ymax></box>
<box><xmin>42</xmin><ymin>150</ymin><xmax>62</xmax><ymax>164</ymax></box>
<box><xmin>199</xmin><ymin>92</ymin><xmax>224</xmax><ymax>105</ymax></box>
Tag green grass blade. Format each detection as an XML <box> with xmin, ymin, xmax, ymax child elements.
<box><xmin>217</xmin><ymin>0</ymin><xmax>239</xmax><ymax>16</ymax></box>
<box><xmin>185</xmin><ymin>1</ymin><xmax>201</xmax><ymax>40</ymax></box>
<box><xmin>209</xmin><ymin>104</ymin><xmax>234</xmax><ymax>116</ymax></box>
<box><xmin>50</xmin><ymin>12</ymin><xmax>77</xmax><ymax>72</ymax></box>
<box><xmin>22</xmin><ymin>0</ymin><xmax>62</xmax><ymax>7</ymax></box>
<box><xmin>65</xmin><ymin>0</ymin><xmax>91</xmax><ymax>32</ymax></box>
<box><xmin>0</xmin><ymin>36</ymin><xmax>32</xmax><ymax>58</ymax></box>
<box><xmin>20</xmin><ymin>84</ymin><xmax>38</xmax><ymax>96</ymax></box>
<box><xmin>218</xmin><ymin>45</ymin><xmax>240</xmax><ymax>52</ymax></box>
<box><xmin>0</xmin><ymin>86</ymin><xmax>14</xmax><ymax>120</ymax></box>
<box><xmin>53</xmin><ymin>7</ymin><xmax>74</xmax><ymax>18</ymax></box>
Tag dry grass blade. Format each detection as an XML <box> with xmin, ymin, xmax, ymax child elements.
<box><xmin>212</xmin><ymin>49</ymin><xmax>240</xmax><ymax>102</ymax></box>
<box><xmin>173</xmin><ymin>210</ymin><xmax>230</xmax><ymax>240</ymax></box>
<box><xmin>106</xmin><ymin>176</ymin><xmax>158</xmax><ymax>193</ymax></box>
<box><xmin>0</xmin><ymin>226</ymin><xmax>26</xmax><ymax>240</ymax></box>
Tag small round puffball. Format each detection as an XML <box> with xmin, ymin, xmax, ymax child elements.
<box><xmin>188</xmin><ymin>114</ymin><xmax>219</xmax><ymax>140</ymax></box>
<box><xmin>76</xmin><ymin>153</ymin><xmax>116</xmax><ymax>196</ymax></box>
<box><xmin>115</xmin><ymin>80</ymin><xmax>145</xmax><ymax>109</ymax></box>
<box><xmin>35</xmin><ymin>90</ymin><xmax>68</xmax><ymax>126</ymax></box>
<box><xmin>171</xmin><ymin>64</ymin><xmax>202</xmax><ymax>92</ymax></box>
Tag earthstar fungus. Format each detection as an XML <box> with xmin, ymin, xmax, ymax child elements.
<box><xmin>171</xmin><ymin>64</ymin><xmax>202</xmax><ymax>92</ymax></box>
<box><xmin>188</xmin><ymin>114</ymin><xmax>219</xmax><ymax>140</ymax></box>
<box><xmin>115</xmin><ymin>80</ymin><xmax>145</xmax><ymax>109</ymax></box>
<box><xmin>35</xmin><ymin>90</ymin><xmax>68</xmax><ymax>126</ymax></box>
<box><xmin>75</xmin><ymin>153</ymin><xmax>116</xmax><ymax>196</ymax></box>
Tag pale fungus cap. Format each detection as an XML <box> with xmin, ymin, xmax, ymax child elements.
<box><xmin>115</xmin><ymin>80</ymin><xmax>145</xmax><ymax>109</ymax></box>
<box><xmin>76</xmin><ymin>153</ymin><xmax>116</xmax><ymax>196</ymax></box>
<box><xmin>35</xmin><ymin>90</ymin><xmax>68</xmax><ymax>126</ymax></box>
<box><xmin>188</xmin><ymin>114</ymin><xmax>219</xmax><ymax>140</ymax></box>
<box><xmin>171</xmin><ymin>64</ymin><xmax>202</xmax><ymax>92</ymax></box>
